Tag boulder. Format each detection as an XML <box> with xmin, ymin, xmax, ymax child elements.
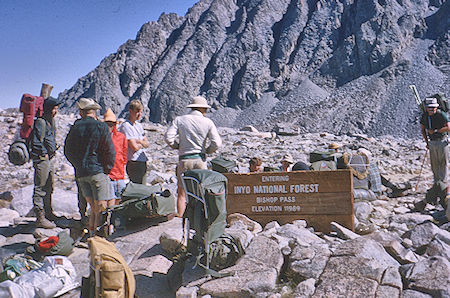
<box><xmin>0</xmin><ymin>208</ymin><xmax>20</xmax><ymax>226</ymax></box>
<box><xmin>288</xmin><ymin>243</ymin><xmax>331</xmax><ymax>280</ymax></box>
<box><xmin>400</xmin><ymin>256</ymin><xmax>450</xmax><ymax>296</ymax></box>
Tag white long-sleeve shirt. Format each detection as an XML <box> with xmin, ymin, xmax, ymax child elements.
<box><xmin>165</xmin><ymin>110</ymin><xmax>222</xmax><ymax>157</ymax></box>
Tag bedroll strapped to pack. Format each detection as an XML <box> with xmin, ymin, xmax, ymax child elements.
<box><xmin>84</xmin><ymin>236</ymin><xmax>135</xmax><ymax>298</ymax></box>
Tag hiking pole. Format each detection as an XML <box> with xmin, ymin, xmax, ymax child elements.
<box><xmin>414</xmin><ymin>148</ymin><xmax>428</xmax><ymax>192</ymax></box>
<box><xmin>409</xmin><ymin>85</ymin><xmax>422</xmax><ymax>106</ymax></box>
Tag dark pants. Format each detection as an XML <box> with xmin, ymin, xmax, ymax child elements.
<box><xmin>33</xmin><ymin>159</ymin><xmax>53</xmax><ymax>213</ymax></box>
<box><xmin>126</xmin><ymin>161</ymin><xmax>147</xmax><ymax>184</ymax></box>
<box><xmin>76</xmin><ymin>179</ymin><xmax>87</xmax><ymax>220</ymax></box>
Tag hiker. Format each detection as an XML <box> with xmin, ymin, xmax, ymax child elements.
<box><xmin>119</xmin><ymin>100</ymin><xmax>149</xmax><ymax>184</ymax></box>
<box><xmin>165</xmin><ymin>96</ymin><xmax>222</xmax><ymax>217</ymax></box>
<box><xmin>249</xmin><ymin>157</ymin><xmax>263</xmax><ymax>173</ymax></box>
<box><xmin>416</xmin><ymin>97</ymin><xmax>449</xmax><ymax>214</ymax></box>
<box><xmin>280</xmin><ymin>153</ymin><xmax>294</xmax><ymax>172</ymax></box>
<box><xmin>64</xmin><ymin>98</ymin><xmax>115</xmax><ymax>236</ymax></box>
<box><xmin>30</xmin><ymin>97</ymin><xmax>62</xmax><ymax>228</ymax></box>
<box><xmin>104</xmin><ymin>108</ymin><xmax>128</xmax><ymax>205</ymax></box>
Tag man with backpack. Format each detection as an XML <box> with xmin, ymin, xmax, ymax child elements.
<box><xmin>31</xmin><ymin>97</ymin><xmax>62</xmax><ymax>228</ymax></box>
<box><xmin>418</xmin><ymin>97</ymin><xmax>450</xmax><ymax>217</ymax></box>
<box><xmin>165</xmin><ymin>96</ymin><xmax>222</xmax><ymax>217</ymax></box>
<box><xmin>64</xmin><ymin>98</ymin><xmax>116</xmax><ymax>236</ymax></box>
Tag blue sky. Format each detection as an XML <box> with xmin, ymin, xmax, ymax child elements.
<box><xmin>0</xmin><ymin>0</ymin><xmax>198</xmax><ymax>109</ymax></box>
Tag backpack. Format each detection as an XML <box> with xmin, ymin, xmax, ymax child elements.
<box><xmin>83</xmin><ymin>236</ymin><xmax>135</xmax><ymax>298</ymax></box>
<box><xmin>99</xmin><ymin>182</ymin><xmax>175</xmax><ymax>235</ymax></box>
<box><xmin>210</xmin><ymin>156</ymin><xmax>237</xmax><ymax>173</ymax></box>
<box><xmin>168</xmin><ymin>170</ymin><xmax>241</xmax><ymax>290</ymax></box>
<box><xmin>8</xmin><ymin>94</ymin><xmax>46</xmax><ymax>165</ymax></box>
<box><xmin>309</xmin><ymin>150</ymin><xmax>341</xmax><ymax>171</ymax></box>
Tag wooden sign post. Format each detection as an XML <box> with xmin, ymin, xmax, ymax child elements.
<box><xmin>224</xmin><ymin>170</ymin><xmax>354</xmax><ymax>233</ymax></box>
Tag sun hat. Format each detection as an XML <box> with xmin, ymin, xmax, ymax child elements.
<box><xmin>328</xmin><ymin>143</ymin><xmax>340</xmax><ymax>150</ymax></box>
<box><xmin>424</xmin><ymin>97</ymin><xmax>439</xmax><ymax>108</ymax></box>
<box><xmin>281</xmin><ymin>153</ymin><xmax>294</xmax><ymax>164</ymax></box>
<box><xmin>77</xmin><ymin>98</ymin><xmax>101</xmax><ymax>110</ymax></box>
<box><xmin>103</xmin><ymin>108</ymin><xmax>117</xmax><ymax>122</ymax></box>
<box><xmin>186</xmin><ymin>96</ymin><xmax>211</xmax><ymax>109</ymax></box>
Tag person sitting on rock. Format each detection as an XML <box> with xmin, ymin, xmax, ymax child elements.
<box><xmin>249</xmin><ymin>157</ymin><xmax>263</xmax><ymax>173</ymax></box>
<box><xmin>280</xmin><ymin>153</ymin><xmax>294</xmax><ymax>172</ymax></box>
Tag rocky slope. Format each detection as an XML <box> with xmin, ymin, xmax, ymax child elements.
<box><xmin>0</xmin><ymin>108</ymin><xmax>449</xmax><ymax>297</ymax></box>
<box><xmin>57</xmin><ymin>0</ymin><xmax>449</xmax><ymax>138</ymax></box>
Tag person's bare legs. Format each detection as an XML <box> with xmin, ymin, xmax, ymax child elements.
<box><xmin>84</xmin><ymin>196</ymin><xmax>95</xmax><ymax>234</ymax></box>
<box><xmin>177</xmin><ymin>186</ymin><xmax>186</xmax><ymax>217</ymax></box>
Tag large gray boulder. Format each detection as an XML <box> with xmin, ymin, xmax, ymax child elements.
<box><xmin>199</xmin><ymin>236</ymin><xmax>283</xmax><ymax>297</ymax></box>
<box><xmin>313</xmin><ymin>237</ymin><xmax>399</xmax><ymax>297</ymax></box>
<box><xmin>400</xmin><ymin>256</ymin><xmax>450</xmax><ymax>297</ymax></box>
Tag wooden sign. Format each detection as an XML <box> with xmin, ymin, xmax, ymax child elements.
<box><xmin>224</xmin><ymin>170</ymin><xmax>354</xmax><ymax>233</ymax></box>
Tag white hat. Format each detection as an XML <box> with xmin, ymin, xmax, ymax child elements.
<box><xmin>77</xmin><ymin>98</ymin><xmax>101</xmax><ymax>110</ymax></box>
<box><xmin>424</xmin><ymin>97</ymin><xmax>439</xmax><ymax>108</ymax></box>
<box><xmin>186</xmin><ymin>96</ymin><xmax>211</xmax><ymax>109</ymax></box>
<box><xmin>281</xmin><ymin>153</ymin><xmax>294</xmax><ymax>164</ymax></box>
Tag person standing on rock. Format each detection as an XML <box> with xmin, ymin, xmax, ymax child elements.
<box><xmin>64</xmin><ymin>98</ymin><xmax>115</xmax><ymax>236</ymax></box>
<box><xmin>418</xmin><ymin>97</ymin><xmax>450</xmax><ymax>216</ymax></box>
<box><xmin>119</xmin><ymin>100</ymin><xmax>149</xmax><ymax>184</ymax></box>
<box><xmin>104</xmin><ymin>108</ymin><xmax>128</xmax><ymax>205</ymax></box>
<box><xmin>30</xmin><ymin>96</ymin><xmax>62</xmax><ymax>229</ymax></box>
<box><xmin>165</xmin><ymin>96</ymin><xmax>222</xmax><ymax>217</ymax></box>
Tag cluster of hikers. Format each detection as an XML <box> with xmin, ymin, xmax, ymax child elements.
<box><xmin>28</xmin><ymin>88</ymin><xmax>450</xmax><ymax>235</ymax></box>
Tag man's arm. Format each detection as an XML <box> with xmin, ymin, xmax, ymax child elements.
<box><xmin>31</xmin><ymin>119</ymin><xmax>48</xmax><ymax>158</ymax></box>
<box><xmin>206</xmin><ymin>123</ymin><xmax>222</xmax><ymax>154</ymax></box>
<box><xmin>99</xmin><ymin>123</ymin><xmax>116</xmax><ymax>174</ymax></box>
<box><xmin>165</xmin><ymin>120</ymin><xmax>179</xmax><ymax>149</ymax></box>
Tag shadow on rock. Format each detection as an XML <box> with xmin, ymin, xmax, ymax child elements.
<box><xmin>135</xmin><ymin>273</ymin><xmax>174</xmax><ymax>298</ymax></box>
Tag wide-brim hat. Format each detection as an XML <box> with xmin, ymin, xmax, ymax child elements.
<box><xmin>424</xmin><ymin>97</ymin><xmax>439</xmax><ymax>108</ymax></box>
<box><xmin>103</xmin><ymin>108</ymin><xmax>117</xmax><ymax>122</ymax></box>
<box><xmin>281</xmin><ymin>153</ymin><xmax>294</xmax><ymax>164</ymax></box>
<box><xmin>328</xmin><ymin>143</ymin><xmax>340</xmax><ymax>150</ymax></box>
<box><xmin>186</xmin><ymin>96</ymin><xmax>211</xmax><ymax>109</ymax></box>
<box><xmin>77</xmin><ymin>97</ymin><xmax>101</xmax><ymax>110</ymax></box>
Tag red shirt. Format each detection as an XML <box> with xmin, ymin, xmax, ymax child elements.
<box><xmin>109</xmin><ymin>127</ymin><xmax>128</xmax><ymax>181</ymax></box>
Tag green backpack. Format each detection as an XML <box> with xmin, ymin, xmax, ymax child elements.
<box><xmin>309</xmin><ymin>150</ymin><xmax>341</xmax><ymax>171</ymax></box>
<box><xmin>118</xmin><ymin>182</ymin><xmax>175</xmax><ymax>218</ymax></box>
<box><xmin>210</xmin><ymin>156</ymin><xmax>237</xmax><ymax>173</ymax></box>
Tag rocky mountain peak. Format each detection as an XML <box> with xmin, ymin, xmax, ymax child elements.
<box><xmin>58</xmin><ymin>0</ymin><xmax>449</xmax><ymax>138</ymax></box>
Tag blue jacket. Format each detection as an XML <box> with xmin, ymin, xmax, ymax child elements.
<box><xmin>64</xmin><ymin>116</ymin><xmax>115</xmax><ymax>178</ymax></box>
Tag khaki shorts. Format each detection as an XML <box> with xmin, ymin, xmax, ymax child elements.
<box><xmin>176</xmin><ymin>158</ymin><xmax>207</xmax><ymax>185</ymax></box>
<box><xmin>77</xmin><ymin>173</ymin><xmax>111</xmax><ymax>201</ymax></box>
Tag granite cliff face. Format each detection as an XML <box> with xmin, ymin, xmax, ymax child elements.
<box><xmin>58</xmin><ymin>0</ymin><xmax>450</xmax><ymax>138</ymax></box>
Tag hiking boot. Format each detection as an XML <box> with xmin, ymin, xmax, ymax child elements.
<box><xmin>413</xmin><ymin>200</ymin><xmax>427</xmax><ymax>212</ymax></box>
<box><xmin>36</xmin><ymin>210</ymin><xmax>56</xmax><ymax>229</ymax></box>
